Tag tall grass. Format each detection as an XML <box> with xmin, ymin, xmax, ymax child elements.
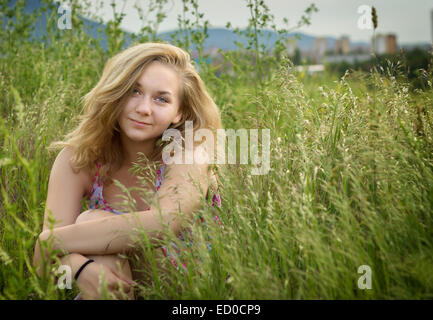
<box><xmin>1</xmin><ymin>0</ymin><xmax>433</xmax><ymax>299</ymax></box>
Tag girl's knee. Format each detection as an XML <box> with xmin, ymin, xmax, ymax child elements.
<box><xmin>75</xmin><ymin>209</ymin><xmax>94</xmax><ymax>224</ymax></box>
<box><xmin>75</xmin><ymin>209</ymin><xmax>113</xmax><ymax>224</ymax></box>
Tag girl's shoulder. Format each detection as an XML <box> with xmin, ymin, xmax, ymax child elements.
<box><xmin>56</xmin><ymin>146</ymin><xmax>95</xmax><ymax>197</ymax></box>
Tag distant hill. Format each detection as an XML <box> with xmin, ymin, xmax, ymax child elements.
<box><xmin>158</xmin><ymin>28</ymin><xmax>340</xmax><ymax>52</ymax></box>
<box><xmin>160</xmin><ymin>29</ymin><xmax>373</xmax><ymax>54</ymax></box>
<box><xmin>4</xmin><ymin>0</ymin><xmax>112</xmax><ymax>49</ymax></box>
<box><xmin>2</xmin><ymin>0</ymin><xmax>373</xmax><ymax>53</ymax></box>
<box><xmin>158</xmin><ymin>28</ymin><xmax>378</xmax><ymax>53</ymax></box>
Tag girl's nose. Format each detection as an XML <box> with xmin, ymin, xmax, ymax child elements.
<box><xmin>135</xmin><ymin>96</ymin><xmax>152</xmax><ymax>115</ymax></box>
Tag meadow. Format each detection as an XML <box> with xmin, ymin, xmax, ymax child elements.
<box><xmin>1</xmin><ymin>0</ymin><xmax>433</xmax><ymax>299</ymax></box>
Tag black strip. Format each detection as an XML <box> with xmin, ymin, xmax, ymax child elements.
<box><xmin>74</xmin><ymin>259</ymin><xmax>95</xmax><ymax>281</ymax></box>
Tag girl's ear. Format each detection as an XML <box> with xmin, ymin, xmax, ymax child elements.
<box><xmin>172</xmin><ymin>112</ymin><xmax>182</xmax><ymax>125</ymax></box>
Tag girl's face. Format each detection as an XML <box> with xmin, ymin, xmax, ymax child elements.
<box><xmin>118</xmin><ymin>61</ymin><xmax>182</xmax><ymax>144</ymax></box>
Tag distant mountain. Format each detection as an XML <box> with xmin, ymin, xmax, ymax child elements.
<box><xmin>4</xmin><ymin>0</ymin><xmax>112</xmax><ymax>49</ymax></box>
<box><xmin>158</xmin><ymin>28</ymin><xmax>344</xmax><ymax>52</ymax></box>
<box><xmin>4</xmin><ymin>0</ymin><xmax>371</xmax><ymax>53</ymax></box>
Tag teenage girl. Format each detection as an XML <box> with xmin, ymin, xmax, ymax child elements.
<box><xmin>32</xmin><ymin>42</ymin><xmax>223</xmax><ymax>300</ymax></box>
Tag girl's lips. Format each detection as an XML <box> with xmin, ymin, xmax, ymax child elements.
<box><xmin>130</xmin><ymin>118</ymin><xmax>151</xmax><ymax>127</ymax></box>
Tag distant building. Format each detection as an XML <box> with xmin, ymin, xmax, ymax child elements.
<box><xmin>386</xmin><ymin>34</ymin><xmax>397</xmax><ymax>53</ymax></box>
<box><xmin>373</xmin><ymin>33</ymin><xmax>397</xmax><ymax>54</ymax></box>
<box><xmin>431</xmin><ymin>9</ymin><xmax>433</xmax><ymax>44</ymax></box>
<box><xmin>325</xmin><ymin>53</ymin><xmax>372</xmax><ymax>64</ymax></box>
<box><xmin>313</xmin><ymin>37</ymin><xmax>328</xmax><ymax>63</ymax></box>
<box><xmin>373</xmin><ymin>34</ymin><xmax>386</xmax><ymax>54</ymax></box>
<box><xmin>351</xmin><ymin>45</ymin><xmax>369</xmax><ymax>54</ymax></box>
<box><xmin>295</xmin><ymin>64</ymin><xmax>324</xmax><ymax>75</ymax></box>
<box><xmin>335</xmin><ymin>36</ymin><xmax>350</xmax><ymax>55</ymax></box>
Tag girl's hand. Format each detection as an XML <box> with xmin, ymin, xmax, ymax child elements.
<box><xmin>33</xmin><ymin>229</ymin><xmax>60</xmax><ymax>277</ymax></box>
<box><xmin>33</xmin><ymin>230</ymin><xmax>49</xmax><ymax>277</ymax></box>
<box><xmin>76</xmin><ymin>261</ymin><xmax>135</xmax><ymax>300</ymax></box>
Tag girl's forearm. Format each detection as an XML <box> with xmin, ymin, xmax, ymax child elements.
<box><xmin>38</xmin><ymin>163</ymin><xmax>207</xmax><ymax>259</ymax></box>
<box><xmin>40</xmin><ymin>207</ymin><xmax>184</xmax><ymax>257</ymax></box>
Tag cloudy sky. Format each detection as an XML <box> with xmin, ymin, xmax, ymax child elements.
<box><xmin>78</xmin><ymin>0</ymin><xmax>433</xmax><ymax>44</ymax></box>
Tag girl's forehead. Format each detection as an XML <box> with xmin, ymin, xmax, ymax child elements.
<box><xmin>136</xmin><ymin>62</ymin><xmax>180</xmax><ymax>95</ymax></box>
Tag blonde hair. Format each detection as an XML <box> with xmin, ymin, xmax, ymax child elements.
<box><xmin>49</xmin><ymin>42</ymin><xmax>223</xmax><ymax>185</ymax></box>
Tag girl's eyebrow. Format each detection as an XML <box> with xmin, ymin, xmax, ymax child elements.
<box><xmin>136</xmin><ymin>83</ymin><xmax>172</xmax><ymax>96</ymax></box>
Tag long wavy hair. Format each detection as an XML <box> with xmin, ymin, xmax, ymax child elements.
<box><xmin>49</xmin><ymin>42</ymin><xmax>223</xmax><ymax>186</ymax></box>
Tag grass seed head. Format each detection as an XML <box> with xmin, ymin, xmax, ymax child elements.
<box><xmin>371</xmin><ymin>6</ymin><xmax>378</xmax><ymax>30</ymax></box>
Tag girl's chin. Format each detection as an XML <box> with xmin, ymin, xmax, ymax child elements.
<box><xmin>126</xmin><ymin>132</ymin><xmax>159</xmax><ymax>142</ymax></box>
<box><xmin>120</xmin><ymin>128</ymin><xmax>164</xmax><ymax>142</ymax></box>
<box><xmin>122</xmin><ymin>131</ymin><xmax>149</xmax><ymax>141</ymax></box>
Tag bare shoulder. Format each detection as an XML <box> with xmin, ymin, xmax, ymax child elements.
<box><xmin>163</xmin><ymin>143</ymin><xmax>217</xmax><ymax>193</ymax></box>
<box><xmin>52</xmin><ymin>146</ymin><xmax>93</xmax><ymax>197</ymax></box>
<box><xmin>43</xmin><ymin>146</ymin><xmax>94</xmax><ymax>229</ymax></box>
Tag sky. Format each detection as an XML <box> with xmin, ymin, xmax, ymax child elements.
<box><xmin>76</xmin><ymin>0</ymin><xmax>433</xmax><ymax>44</ymax></box>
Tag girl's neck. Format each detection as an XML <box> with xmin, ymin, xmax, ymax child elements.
<box><xmin>120</xmin><ymin>134</ymin><xmax>157</xmax><ymax>167</ymax></box>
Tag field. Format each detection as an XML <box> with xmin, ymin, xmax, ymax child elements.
<box><xmin>1</xmin><ymin>0</ymin><xmax>433</xmax><ymax>299</ymax></box>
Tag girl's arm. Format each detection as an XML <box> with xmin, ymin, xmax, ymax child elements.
<box><xmin>34</xmin><ymin>160</ymin><xmax>210</xmax><ymax>264</ymax></box>
<box><xmin>42</xmin><ymin>146</ymin><xmax>91</xmax><ymax>230</ymax></box>
<box><xmin>33</xmin><ymin>146</ymin><xmax>94</xmax><ymax>276</ymax></box>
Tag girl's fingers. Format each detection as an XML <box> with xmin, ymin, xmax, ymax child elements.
<box><xmin>107</xmin><ymin>275</ymin><xmax>131</xmax><ymax>296</ymax></box>
<box><xmin>107</xmin><ymin>283</ymin><xmax>129</xmax><ymax>300</ymax></box>
<box><xmin>110</xmin><ymin>267</ymin><xmax>137</xmax><ymax>286</ymax></box>
<box><xmin>93</xmin><ymin>267</ymin><xmax>132</xmax><ymax>300</ymax></box>
<box><xmin>116</xmin><ymin>281</ymin><xmax>131</xmax><ymax>294</ymax></box>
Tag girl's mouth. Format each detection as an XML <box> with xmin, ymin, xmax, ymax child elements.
<box><xmin>130</xmin><ymin>119</ymin><xmax>151</xmax><ymax>127</ymax></box>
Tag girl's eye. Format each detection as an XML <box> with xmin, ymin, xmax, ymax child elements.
<box><xmin>156</xmin><ymin>96</ymin><xmax>168</xmax><ymax>103</ymax></box>
<box><xmin>131</xmin><ymin>89</ymin><xmax>168</xmax><ymax>103</ymax></box>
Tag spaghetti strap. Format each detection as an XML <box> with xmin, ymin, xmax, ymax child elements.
<box><xmin>87</xmin><ymin>161</ymin><xmax>122</xmax><ymax>214</ymax></box>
